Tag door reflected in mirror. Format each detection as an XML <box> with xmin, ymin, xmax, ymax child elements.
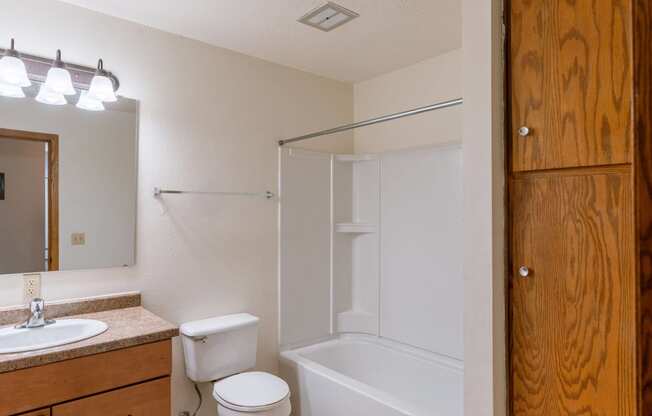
<box><xmin>0</xmin><ymin>93</ymin><xmax>138</xmax><ymax>275</ymax></box>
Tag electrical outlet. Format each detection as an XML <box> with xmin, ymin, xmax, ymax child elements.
<box><xmin>71</xmin><ymin>232</ymin><xmax>86</xmax><ymax>246</ymax></box>
<box><xmin>23</xmin><ymin>273</ymin><xmax>41</xmax><ymax>303</ymax></box>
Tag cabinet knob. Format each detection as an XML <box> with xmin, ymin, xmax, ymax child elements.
<box><xmin>518</xmin><ymin>126</ymin><xmax>531</xmax><ymax>137</ymax></box>
<box><xmin>518</xmin><ymin>266</ymin><xmax>530</xmax><ymax>278</ymax></box>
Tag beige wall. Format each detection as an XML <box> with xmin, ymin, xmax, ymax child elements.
<box><xmin>0</xmin><ymin>1</ymin><xmax>352</xmax><ymax>415</ymax></box>
<box><xmin>0</xmin><ymin>138</ymin><xmax>45</xmax><ymax>274</ymax></box>
<box><xmin>353</xmin><ymin>49</ymin><xmax>462</xmax><ymax>153</ymax></box>
<box><xmin>462</xmin><ymin>0</ymin><xmax>507</xmax><ymax>415</ymax></box>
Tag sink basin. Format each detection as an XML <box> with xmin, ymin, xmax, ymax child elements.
<box><xmin>0</xmin><ymin>319</ymin><xmax>108</xmax><ymax>354</ymax></box>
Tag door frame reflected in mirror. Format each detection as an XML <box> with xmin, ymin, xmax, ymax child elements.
<box><xmin>0</xmin><ymin>128</ymin><xmax>59</xmax><ymax>271</ymax></box>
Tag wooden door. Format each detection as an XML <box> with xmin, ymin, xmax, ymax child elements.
<box><xmin>0</xmin><ymin>129</ymin><xmax>59</xmax><ymax>271</ymax></box>
<box><xmin>510</xmin><ymin>168</ymin><xmax>636</xmax><ymax>415</ymax></box>
<box><xmin>52</xmin><ymin>377</ymin><xmax>170</xmax><ymax>416</ymax></box>
<box><xmin>509</xmin><ymin>0</ymin><xmax>632</xmax><ymax>172</ymax></box>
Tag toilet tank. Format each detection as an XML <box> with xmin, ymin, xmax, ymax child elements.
<box><xmin>180</xmin><ymin>313</ymin><xmax>259</xmax><ymax>383</ymax></box>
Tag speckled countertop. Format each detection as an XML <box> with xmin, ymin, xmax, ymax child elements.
<box><xmin>0</xmin><ymin>293</ymin><xmax>178</xmax><ymax>373</ymax></box>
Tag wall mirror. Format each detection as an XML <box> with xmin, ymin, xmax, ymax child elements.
<box><xmin>0</xmin><ymin>87</ymin><xmax>138</xmax><ymax>275</ymax></box>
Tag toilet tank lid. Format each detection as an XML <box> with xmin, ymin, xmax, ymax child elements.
<box><xmin>180</xmin><ymin>313</ymin><xmax>259</xmax><ymax>338</ymax></box>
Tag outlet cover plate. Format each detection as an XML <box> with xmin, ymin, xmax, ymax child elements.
<box><xmin>23</xmin><ymin>273</ymin><xmax>42</xmax><ymax>303</ymax></box>
<box><xmin>71</xmin><ymin>232</ymin><xmax>86</xmax><ymax>246</ymax></box>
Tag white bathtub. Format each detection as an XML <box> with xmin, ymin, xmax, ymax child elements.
<box><xmin>280</xmin><ymin>335</ymin><xmax>463</xmax><ymax>416</ymax></box>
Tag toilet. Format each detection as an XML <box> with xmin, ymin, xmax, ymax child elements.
<box><xmin>180</xmin><ymin>313</ymin><xmax>291</xmax><ymax>416</ymax></box>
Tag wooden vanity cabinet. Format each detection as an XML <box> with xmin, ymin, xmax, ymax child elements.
<box><xmin>1</xmin><ymin>340</ymin><xmax>172</xmax><ymax>416</ymax></box>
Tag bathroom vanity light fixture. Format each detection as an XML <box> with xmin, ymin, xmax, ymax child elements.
<box><xmin>0</xmin><ymin>38</ymin><xmax>121</xmax><ymax>110</ymax></box>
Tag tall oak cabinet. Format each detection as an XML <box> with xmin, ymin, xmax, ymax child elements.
<box><xmin>507</xmin><ymin>1</ymin><xmax>652</xmax><ymax>414</ymax></box>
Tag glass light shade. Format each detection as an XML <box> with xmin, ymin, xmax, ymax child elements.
<box><xmin>43</xmin><ymin>67</ymin><xmax>76</xmax><ymax>95</ymax></box>
<box><xmin>36</xmin><ymin>85</ymin><xmax>67</xmax><ymax>105</ymax></box>
<box><xmin>0</xmin><ymin>56</ymin><xmax>31</xmax><ymax>87</ymax></box>
<box><xmin>76</xmin><ymin>90</ymin><xmax>105</xmax><ymax>111</ymax></box>
<box><xmin>87</xmin><ymin>74</ymin><xmax>117</xmax><ymax>102</ymax></box>
<box><xmin>0</xmin><ymin>82</ymin><xmax>25</xmax><ymax>98</ymax></box>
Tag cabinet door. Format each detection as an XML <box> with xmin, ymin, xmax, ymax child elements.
<box><xmin>510</xmin><ymin>170</ymin><xmax>636</xmax><ymax>415</ymax></box>
<box><xmin>510</xmin><ymin>0</ymin><xmax>632</xmax><ymax>172</ymax></box>
<box><xmin>52</xmin><ymin>378</ymin><xmax>170</xmax><ymax>416</ymax></box>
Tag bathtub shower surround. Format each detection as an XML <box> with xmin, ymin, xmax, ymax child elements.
<box><xmin>279</xmin><ymin>143</ymin><xmax>463</xmax><ymax>415</ymax></box>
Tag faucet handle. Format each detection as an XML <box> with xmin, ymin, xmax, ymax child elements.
<box><xmin>16</xmin><ymin>298</ymin><xmax>54</xmax><ymax>329</ymax></box>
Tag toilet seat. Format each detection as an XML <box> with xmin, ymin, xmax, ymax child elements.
<box><xmin>213</xmin><ymin>371</ymin><xmax>290</xmax><ymax>413</ymax></box>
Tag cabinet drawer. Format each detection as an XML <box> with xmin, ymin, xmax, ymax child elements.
<box><xmin>53</xmin><ymin>377</ymin><xmax>170</xmax><ymax>416</ymax></box>
<box><xmin>0</xmin><ymin>340</ymin><xmax>171</xmax><ymax>415</ymax></box>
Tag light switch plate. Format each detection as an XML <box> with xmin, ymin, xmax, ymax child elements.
<box><xmin>71</xmin><ymin>232</ymin><xmax>86</xmax><ymax>246</ymax></box>
<box><xmin>23</xmin><ymin>273</ymin><xmax>41</xmax><ymax>303</ymax></box>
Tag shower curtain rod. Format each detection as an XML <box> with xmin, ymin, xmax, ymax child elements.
<box><xmin>278</xmin><ymin>97</ymin><xmax>463</xmax><ymax>146</ymax></box>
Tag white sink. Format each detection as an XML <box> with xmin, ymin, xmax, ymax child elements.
<box><xmin>0</xmin><ymin>319</ymin><xmax>108</xmax><ymax>354</ymax></box>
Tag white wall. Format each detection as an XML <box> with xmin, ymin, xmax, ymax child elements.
<box><xmin>462</xmin><ymin>0</ymin><xmax>506</xmax><ymax>415</ymax></box>
<box><xmin>0</xmin><ymin>138</ymin><xmax>45</xmax><ymax>274</ymax></box>
<box><xmin>0</xmin><ymin>99</ymin><xmax>138</xmax><ymax>271</ymax></box>
<box><xmin>354</xmin><ymin>49</ymin><xmax>462</xmax><ymax>154</ymax></box>
<box><xmin>0</xmin><ymin>1</ymin><xmax>353</xmax><ymax>415</ymax></box>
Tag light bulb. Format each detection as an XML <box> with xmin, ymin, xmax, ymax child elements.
<box><xmin>42</xmin><ymin>50</ymin><xmax>76</xmax><ymax>95</ymax></box>
<box><xmin>0</xmin><ymin>39</ymin><xmax>31</xmax><ymax>87</ymax></box>
<box><xmin>36</xmin><ymin>84</ymin><xmax>67</xmax><ymax>105</ymax></box>
<box><xmin>0</xmin><ymin>82</ymin><xmax>26</xmax><ymax>98</ymax></box>
<box><xmin>76</xmin><ymin>90</ymin><xmax>105</xmax><ymax>111</ymax></box>
<box><xmin>87</xmin><ymin>59</ymin><xmax>117</xmax><ymax>102</ymax></box>
<box><xmin>88</xmin><ymin>75</ymin><xmax>117</xmax><ymax>102</ymax></box>
<box><xmin>43</xmin><ymin>67</ymin><xmax>76</xmax><ymax>96</ymax></box>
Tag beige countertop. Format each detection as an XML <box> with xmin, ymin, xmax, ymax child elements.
<box><xmin>0</xmin><ymin>294</ymin><xmax>178</xmax><ymax>373</ymax></box>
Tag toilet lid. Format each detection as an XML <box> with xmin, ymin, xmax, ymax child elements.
<box><xmin>213</xmin><ymin>372</ymin><xmax>290</xmax><ymax>409</ymax></box>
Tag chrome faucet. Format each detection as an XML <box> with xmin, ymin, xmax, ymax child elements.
<box><xmin>16</xmin><ymin>298</ymin><xmax>55</xmax><ymax>329</ymax></box>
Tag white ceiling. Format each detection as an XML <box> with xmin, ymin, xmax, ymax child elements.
<box><xmin>56</xmin><ymin>0</ymin><xmax>461</xmax><ymax>83</ymax></box>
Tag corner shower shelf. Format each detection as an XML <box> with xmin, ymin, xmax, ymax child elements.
<box><xmin>335</xmin><ymin>223</ymin><xmax>377</xmax><ymax>234</ymax></box>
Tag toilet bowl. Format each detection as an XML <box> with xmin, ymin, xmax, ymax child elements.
<box><xmin>180</xmin><ymin>314</ymin><xmax>291</xmax><ymax>416</ymax></box>
<box><xmin>213</xmin><ymin>372</ymin><xmax>291</xmax><ymax>415</ymax></box>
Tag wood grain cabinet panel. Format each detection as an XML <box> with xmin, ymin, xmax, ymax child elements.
<box><xmin>510</xmin><ymin>170</ymin><xmax>636</xmax><ymax>415</ymax></box>
<box><xmin>17</xmin><ymin>410</ymin><xmax>51</xmax><ymax>416</ymax></box>
<box><xmin>509</xmin><ymin>0</ymin><xmax>633</xmax><ymax>171</ymax></box>
<box><xmin>52</xmin><ymin>377</ymin><xmax>170</xmax><ymax>416</ymax></box>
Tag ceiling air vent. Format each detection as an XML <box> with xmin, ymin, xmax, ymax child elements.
<box><xmin>298</xmin><ymin>2</ymin><xmax>360</xmax><ymax>32</ymax></box>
